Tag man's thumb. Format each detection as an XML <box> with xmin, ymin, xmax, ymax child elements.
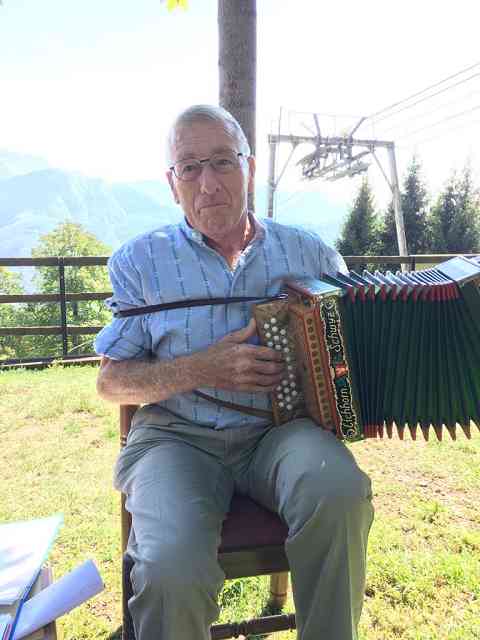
<box><xmin>228</xmin><ymin>318</ymin><xmax>257</xmax><ymax>343</ymax></box>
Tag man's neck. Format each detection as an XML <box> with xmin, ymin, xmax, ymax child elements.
<box><xmin>205</xmin><ymin>213</ymin><xmax>255</xmax><ymax>268</ymax></box>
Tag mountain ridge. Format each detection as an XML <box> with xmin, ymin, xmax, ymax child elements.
<box><xmin>0</xmin><ymin>151</ymin><xmax>346</xmax><ymax>267</ymax></box>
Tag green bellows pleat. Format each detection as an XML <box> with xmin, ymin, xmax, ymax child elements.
<box><xmin>333</xmin><ymin>256</ymin><xmax>480</xmax><ymax>441</ymax></box>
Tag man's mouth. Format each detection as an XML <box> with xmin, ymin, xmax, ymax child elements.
<box><xmin>199</xmin><ymin>202</ymin><xmax>228</xmax><ymax>210</ymax></box>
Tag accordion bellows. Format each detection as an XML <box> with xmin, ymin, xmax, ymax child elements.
<box><xmin>253</xmin><ymin>256</ymin><xmax>480</xmax><ymax>443</ymax></box>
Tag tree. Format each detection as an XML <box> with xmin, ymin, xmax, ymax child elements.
<box><xmin>162</xmin><ymin>0</ymin><xmax>257</xmax><ymax>157</ymax></box>
<box><xmin>29</xmin><ymin>222</ymin><xmax>112</xmax><ymax>358</ymax></box>
<box><xmin>162</xmin><ymin>1</ymin><xmax>257</xmax><ymax>207</ymax></box>
<box><xmin>336</xmin><ymin>178</ymin><xmax>378</xmax><ymax>269</ymax></box>
<box><xmin>378</xmin><ymin>156</ymin><xmax>429</xmax><ymax>256</ymax></box>
<box><xmin>428</xmin><ymin>166</ymin><xmax>480</xmax><ymax>253</ymax></box>
<box><xmin>0</xmin><ymin>267</ymin><xmax>24</xmax><ymax>359</ymax></box>
<box><xmin>218</xmin><ymin>1</ymin><xmax>256</xmax><ymax>156</ymax></box>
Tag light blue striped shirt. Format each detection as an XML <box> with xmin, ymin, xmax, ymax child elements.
<box><xmin>94</xmin><ymin>216</ymin><xmax>347</xmax><ymax>429</ymax></box>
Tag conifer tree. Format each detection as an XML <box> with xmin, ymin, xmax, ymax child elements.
<box><xmin>428</xmin><ymin>166</ymin><xmax>480</xmax><ymax>253</ymax></box>
<box><xmin>336</xmin><ymin>178</ymin><xmax>378</xmax><ymax>269</ymax></box>
<box><xmin>378</xmin><ymin>156</ymin><xmax>429</xmax><ymax>256</ymax></box>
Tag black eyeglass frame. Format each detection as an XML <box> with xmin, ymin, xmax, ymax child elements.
<box><xmin>169</xmin><ymin>152</ymin><xmax>246</xmax><ymax>181</ymax></box>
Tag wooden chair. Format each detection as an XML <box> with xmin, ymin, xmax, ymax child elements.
<box><xmin>120</xmin><ymin>404</ymin><xmax>296</xmax><ymax>640</ymax></box>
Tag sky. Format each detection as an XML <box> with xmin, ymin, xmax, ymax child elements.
<box><xmin>1</xmin><ymin>0</ymin><xmax>480</xmax><ymax>214</ymax></box>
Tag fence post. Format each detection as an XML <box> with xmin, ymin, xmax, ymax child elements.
<box><xmin>58</xmin><ymin>258</ymin><xmax>68</xmax><ymax>358</ymax></box>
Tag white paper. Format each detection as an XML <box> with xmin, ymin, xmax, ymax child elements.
<box><xmin>0</xmin><ymin>614</ymin><xmax>12</xmax><ymax>639</ymax></box>
<box><xmin>13</xmin><ymin>560</ymin><xmax>104</xmax><ymax>640</ymax></box>
<box><xmin>0</xmin><ymin>515</ymin><xmax>63</xmax><ymax>605</ymax></box>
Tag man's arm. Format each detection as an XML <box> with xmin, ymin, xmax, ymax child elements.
<box><xmin>97</xmin><ymin>319</ymin><xmax>285</xmax><ymax>405</ymax></box>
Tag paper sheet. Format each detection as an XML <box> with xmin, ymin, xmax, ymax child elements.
<box><xmin>13</xmin><ymin>560</ymin><xmax>104</xmax><ymax>640</ymax></box>
<box><xmin>0</xmin><ymin>515</ymin><xmax>63</xmax><ymax>606</ymax></box>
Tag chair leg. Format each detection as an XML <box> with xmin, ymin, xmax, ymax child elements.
<box><xmin>122</xmin><ymin>554</ymin><xmax>136</xmax><ymax>640</ymax></box>
<box><xmin>267</xmin><ymin>572</ymin><xmax>289</xmax><ymax>610</ymax></box>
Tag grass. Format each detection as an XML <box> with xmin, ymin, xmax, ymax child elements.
<box><xmin>1</xmin><ymin>365</ymin><xmax>479</xmax><ymax>639</ymax></box>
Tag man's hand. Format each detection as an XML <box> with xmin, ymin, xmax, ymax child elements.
<box><xmin>96</xmin><ymin>319</ymin><xmax>286</xmax><ymax>405</ymax></box>
<box><xmin>193</xmin><ymin>318</ymin><xmax>286</xmax><ymax>393</ymax></box>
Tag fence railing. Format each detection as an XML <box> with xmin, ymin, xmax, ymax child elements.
<box><xmin>0</xmin><ymin>253</ymin><xmax>472</xmax><ymax>367</ymax></box>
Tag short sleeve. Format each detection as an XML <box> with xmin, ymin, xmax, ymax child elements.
<box><xmin>94</xmin><ymin>245</ymin><xmax>152</xmax><ymax>360</ymax></box>
<box><xmin>318</xmin><ymin>237</ymin><xmax>348</xmax><ymax>276</ymax></box>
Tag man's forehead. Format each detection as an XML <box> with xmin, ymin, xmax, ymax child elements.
<box><xmin>171</xmin><ymin>121</ymin><xmax>238</xmax><ymax>159</ymax></box>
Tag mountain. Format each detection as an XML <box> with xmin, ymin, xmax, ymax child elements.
<box><xmin>0</xmin><ymin>149</ymin><xmax>51</xmax><ymax>180</ymax></box>
<box><xmin>0</xmin><ymin>151</ymin><xmax>347</xmax><ymax>290</ymax></box>
<box><xmin>0</xmin><ymin>169</ymin><xmax>182</xmax><ymax>260</ymax></box>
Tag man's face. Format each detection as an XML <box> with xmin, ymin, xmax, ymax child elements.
<box><xmin>166</xmin><ymin>120</ymin><xmax>255</xmax><ymax>244</ymax></box>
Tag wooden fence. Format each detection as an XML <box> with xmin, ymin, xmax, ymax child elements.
<box><xmin>0</xmin><ymin>254</ymin><xmax>470</xmax><ymax>367</ymax></box>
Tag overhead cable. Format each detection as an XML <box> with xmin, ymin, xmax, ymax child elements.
<box><xmin>395</xmin><ymin>103</ymin><xmax>480</xmax><ymax>141</ymax></box>
<box><xmin>371</xmin><ymin>72</ymin><xmax>480</xmax><ymax>126</ymax></box>
<box><xmin>367</xmin><ymin>61</ymin><xmax>480</xmax><ymax>122</ymax></box>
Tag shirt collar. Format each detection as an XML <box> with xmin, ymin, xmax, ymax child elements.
<box><xmin>180</xmin><ymin>212</ymin><xmax>266</xmax><ymax>248</ymax></box>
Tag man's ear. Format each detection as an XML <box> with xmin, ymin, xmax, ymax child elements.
<box><xmin>166</xmin><ymin>170</ymin><xmax>180</xmax><ymax>204</ymax></box>
<box><xmin>247</xmin><ymin>156</ymin><xmax>256</xmax><ymax>194</ymax></box>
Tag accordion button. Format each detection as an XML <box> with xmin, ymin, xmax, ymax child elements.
<box><xmin>287</xmin><ymin>364</ymin><xmax>293</xmax><ymax>370</ymax></box>
<box><xmin>278</xmin><ymin>402</ymin><xmax>285</xmax><ymax>408</ymax></box>
<box><xmin>282</xmin><ymin>380</ymin><xmax>289</xmax><ymax>386</ymax></box>
<box><xmin>285</xmin><ymin>356</ymin><xmax>291</xmax><ymax>362</ymax></box>
<box><xmin>277</xmin><ymin>393</ymin><xmax>284</xmax><ymax>399</ymax></box>
<box><xmin>280</xmin><ymin>329</ymin><xmax>286</xmax><ymax>335</ymax></box>
<box><xmin>272</xmin><ymin>326</ymin><xmax>278</xmax><ymax>333</ymax></box>
<box><xmin>275</xmin><ymin>345</ymin><xmax>282</xmax><ymax>351</ymax></box>
<box><xmin>289</xmin><ymin>373</ymin><xmax>295</xmax><ymax>380</ymax></box>
<box><xmin>286</xmin><ymin>404</ymin><xmax>293</xmax><ymax>410</ymax></box>
<box><xmin>265</xmin><ymin>332</ymin><xmax>272</xmax><ymax>338</ymax></box>
<box><xmin>283</xmin><ymin>347</ymin><xmax>290</xmax><ymax>353</ymax></box>
<box><xmin>274</xmin><ymin>335</ymin><xmax>280</xmax><ymax>342</ymax></box>
<box><xmin>267</xmin><ymin>341</ymin><xmax>274</xmax><ymax>347</ymax></box>
<box><xmin>282</xmin><ymin>338</ymin><xmax>288</xmax><ymax>344</ymax></box>
<box><xmin>292</xmin><ymin>390</ymin><xmax>298</xmax><ymax>397</ymax></box>
<box><xmin>264</xmin><ymin>323</ymin><xmax>270</xmax><ymax>329</ymax></box>
<box><xmin>270</xmin><ymin>318</ymin><xmax>277</xmax><ymax>324</ymax></box>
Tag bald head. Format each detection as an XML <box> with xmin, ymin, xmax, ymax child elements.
<box><xmin>166</xmin><ymin>104</ymin><xmax>251</xmax><ymax>165</ymax></box>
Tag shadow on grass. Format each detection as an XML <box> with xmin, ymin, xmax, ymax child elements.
<box><xmin>107</xmin><ymin>626</ymin><xmax>122</xmax><ymax>640</ymax></box>
<box><xmin>105</xmin><ymin>603</ymin><xmax>289</xmax><ymax>640</ymax></box>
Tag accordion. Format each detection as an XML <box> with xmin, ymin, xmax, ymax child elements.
<box><xmin>253</xmin><ymin>256</ymin><xmax>480</xmax><ymax>443</ymax></box>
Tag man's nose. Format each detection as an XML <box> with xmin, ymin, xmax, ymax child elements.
<box><xmin>199</xmin><ymin>164</ymin><xmax>221</xmax><ymax>194</ymax></box>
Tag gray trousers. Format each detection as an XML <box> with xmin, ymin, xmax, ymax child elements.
<box><xmin>115</xmin><ymin>407</ymin><xmax>374</xmax><ymax>640</ymax></box>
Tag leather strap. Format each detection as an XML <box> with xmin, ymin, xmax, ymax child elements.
<box><xmin>113</xmin><ymin>294</ymin><xmax>287</xmax><ymax>318</ymax></box>
<box><xmin>193</xmin><ymin>390</ymin><xmax>274</xmax><ymax>420</ymax></box>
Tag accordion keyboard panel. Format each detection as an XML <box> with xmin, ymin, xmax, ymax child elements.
<box><xmin>253</xmin><ymin>301</ymin><xmax>305</xmax><ymax>425</ymax></box>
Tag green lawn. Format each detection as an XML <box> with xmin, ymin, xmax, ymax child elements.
<box><xmin>1</xmin><ymin>365</ymin><xmax>479</xmax><ymax>639</ymax></box>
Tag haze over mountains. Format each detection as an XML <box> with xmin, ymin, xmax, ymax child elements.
<box><xmin>0</xmin><ymin>150</ymin><xmax>346</xmax><ymax>266</ymax></box>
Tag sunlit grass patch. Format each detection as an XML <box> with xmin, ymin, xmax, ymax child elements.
<box><xmin>1</xmin><ymin>365</ymin><xmax>479</xmax><ymax>639</ymax></box>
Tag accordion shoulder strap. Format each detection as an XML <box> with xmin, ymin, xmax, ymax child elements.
<box><xmin>113</xmin><ymin>294</ymin><xmax>286</xmax><ymax>318</ymax></box>
<box><xmin>193</xmin><ymin>390</ymin><xmax>273</xmax><ymax>420</ymax></box>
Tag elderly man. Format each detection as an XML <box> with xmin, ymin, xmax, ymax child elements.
<box><xmin>95</xmin><ymin>104</ymin><xmax>373</xmax><ymax>640</ymax></box>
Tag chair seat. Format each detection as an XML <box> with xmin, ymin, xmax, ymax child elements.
<box><xmin>219</xmin><ymin>494</ymin><xmax>288</xmax><ymax>553</ymax></box>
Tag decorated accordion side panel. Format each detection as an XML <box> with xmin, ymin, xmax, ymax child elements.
<box><xmin>288</xmin><ymin>304</ymin><xmax>337</xmax><ymax>435</ymax></box>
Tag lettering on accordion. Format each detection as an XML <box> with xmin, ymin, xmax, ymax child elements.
<box><xmin>318</xmin><ymin>297</ymin><xmax>360</xmax><ymax>441</ymax></box>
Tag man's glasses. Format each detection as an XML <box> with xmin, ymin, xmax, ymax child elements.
<box><xmin>170</xmin><ymin>152</ymin><xmax>245</xmax><ymax>181</ymax></box>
